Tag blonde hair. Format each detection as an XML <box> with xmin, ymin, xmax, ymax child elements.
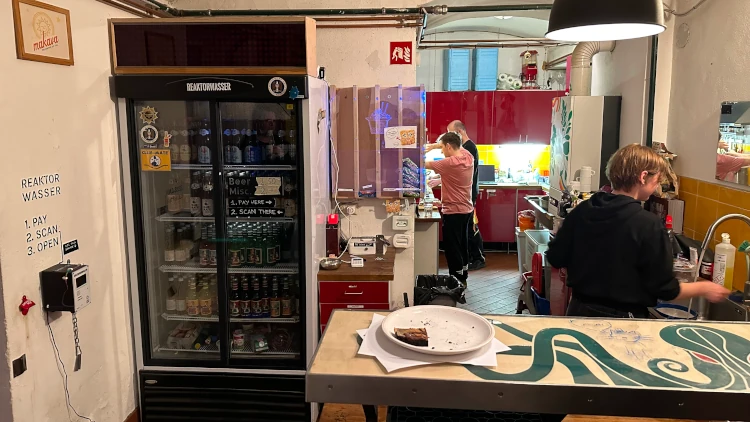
<box><xmin>606</xmin><ymin>144</ymin><xmax>673</xmax><ymax>191</ymax></box>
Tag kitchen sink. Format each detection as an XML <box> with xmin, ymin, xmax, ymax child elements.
<box><xmin>707</xmin><ymin>299</ymin><xmax>749</xmax><ymax>322</ymax></box>
<box><xmin>524</xmin><ymin>195</ymin><xmax>553</xmax><ymax>230</ymax></box>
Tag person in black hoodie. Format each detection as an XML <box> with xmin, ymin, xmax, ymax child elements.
<box><xmin>547</xmin><ymin>144</ymin><xmax>729</xmax><ymax>318</ymax></box>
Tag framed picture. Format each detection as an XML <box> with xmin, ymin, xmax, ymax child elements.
<box><xmin>12</xmin><ymin>0</ymin><xmax>74</xmax><ymax>66</ymax></box>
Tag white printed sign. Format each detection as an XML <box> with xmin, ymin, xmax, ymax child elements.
<box><xmin>384</xmin><ymin>126</ymin><xmax>417</xmax><ymax>149</ymax></box>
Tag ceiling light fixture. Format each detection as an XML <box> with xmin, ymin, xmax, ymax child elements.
<box><xmin>494</xmin><ymin>16</ymin><xmax>513</xmax><ymax>20</ymax></box>
<box><xmin>546</xmin><ymin>0</ymin><xmax>665</xmax><ymax>42</ymax></box>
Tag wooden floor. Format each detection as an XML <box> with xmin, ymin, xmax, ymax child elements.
<box><xmin>317</xmin><ymin>404</ymin><xmax>704</xmax><ymax>422</ymax></box>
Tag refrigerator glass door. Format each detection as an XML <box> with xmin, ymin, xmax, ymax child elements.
<box><xmin>132</xmin><ymin>100</ymin><xmax>222</xmax><ymax>362</ymax></box>
<box><xmin>218</xmin><ymin>102</ymin><xmax>303</xmax><ymax>363</ymax></box>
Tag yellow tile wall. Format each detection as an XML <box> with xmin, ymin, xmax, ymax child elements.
<box><xmin>680</xmin><ymin>176</ymin><xmax>750</xmax><ymax>292</ymax></box>
<box><xmin>476</xmin><ymin>145</ymin><xmax>550</xmax><ymax>172</ymax></box>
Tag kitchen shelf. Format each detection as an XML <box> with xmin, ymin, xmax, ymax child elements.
<box><xmin>171</xmin><ymin>164</ymin><xmax>213</xmax><ymax>170</ymax></box>
<box><xmin>224</xmin><ymin>164</ymin><xmax>296</xmax><ymax>171</ymax></box>
<box><xmin>161</xmin><ymin>312</ymin><xmax>300</xmax><ymax>324</ymax></box>
<box><xmin>156</xmin><ymin>344</ymin><xmax>298</xmax><ymax>357</ymax></box>
<box><xmin>156</xmin><ymin>213</ymin><xmax>295</xmax><ymax>223</ymax></box>
<box><xmin>159</xmin><ymin>263</ymin><xmax>299</xmax><ymax>274</ymax></box>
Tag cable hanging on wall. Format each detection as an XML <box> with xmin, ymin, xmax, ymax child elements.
<box><xmin>664</xmin><ymin>0</ymin><xmax>711</xmax><ymax>17</ymax></box>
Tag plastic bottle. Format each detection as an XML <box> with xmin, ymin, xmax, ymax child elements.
<box><xmin>713</xmin><ymin>233</ymin><xmax>736</xmax><ymax>290</ymax></box>
<box><xmin>665</xmin><ymin>215</ymin><xmax>680</xmax><ymax>258</ymax></box>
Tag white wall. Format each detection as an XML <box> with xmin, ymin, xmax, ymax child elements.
<box><xmin>653</xmin><ymin>2</ymin><xmax>676</xmax><ymax>145</ymax></box>
<box><xmin>0</xmin><ymin>1</ymin><xmax>137</xmax><ymax>421</ymax></box>
<box><xmin>417</xmin><ymin>32</ymin><xmax>569</xmax><ymax>92</ymax></box>
<box><xmin>666</xmin><ymin>0</ymin><xmax>748</xmax><ymax>183</ymax></box>
<box><xmin>591</xmin><ymin>38</ymin><xmax>651</xmax><ymax>147</ymax></box>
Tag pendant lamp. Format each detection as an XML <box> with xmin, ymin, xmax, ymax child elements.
<box><xmin>546</xmin><ymin>0</ymin><xmax>666</xmax><ymax>42</ymax></box>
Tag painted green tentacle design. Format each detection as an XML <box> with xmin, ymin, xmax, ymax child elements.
<box><xmin>466</xmin><ymin>322</ymin><xmax>750</xmax><ymax>391</ymax></box>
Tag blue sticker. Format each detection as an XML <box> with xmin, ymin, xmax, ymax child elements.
<box><xmin>289</xmin><ymin>86</ymin><xmax>299</xmax><ymax>100</ymax></box>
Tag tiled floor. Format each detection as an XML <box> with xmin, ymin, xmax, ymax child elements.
<box><xmin>438</xmin><ymin>252</ymin><xmax>526</xmax><ymax>315</ymax></box>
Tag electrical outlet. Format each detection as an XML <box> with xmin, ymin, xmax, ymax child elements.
<box><xmin>345</xmin><ymin>205</ymin><xmax>357</xmax><ymax>215</ymax></box>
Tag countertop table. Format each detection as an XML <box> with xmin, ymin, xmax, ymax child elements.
<box><xmin>478</xmin><ymin>183</ymin><xmax>544</xmax><ymax>189</ymax></box>
<box><xmin>414</xmin><ymin>210</ymin><xmax>441</xmax><ymax>277</ymax></box>
<box><xmin>307</xmin><ymin>310</ymin><xmax>750</xmax><ymax>421</ymax></box>
<box><xmin>317</xmin><ymin>249</ymin><xmax>396</xmax><ymax>282</ymax></box>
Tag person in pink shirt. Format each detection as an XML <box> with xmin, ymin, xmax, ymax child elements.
<box><xmin>425</xmin><ymin>132</ymin><xmax>474</xmax><ymax>284</ymax></box>
<box><xmin>716</xmin><ymin>134</ymin><xmax>750</xmax><ymax>182</ymax></box>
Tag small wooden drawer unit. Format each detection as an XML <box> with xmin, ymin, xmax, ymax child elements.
<box><xmin>317</xmin><ymin>250</ymin><xmax>395</xmax><ymax>334</ymax></box>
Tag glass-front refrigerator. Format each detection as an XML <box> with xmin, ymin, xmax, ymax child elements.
<box><xmin>115</xmin><ymin>75</ymin><xmax>321</xmax><ymax>371</ymax></box>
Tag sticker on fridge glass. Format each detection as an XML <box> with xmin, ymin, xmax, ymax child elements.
<box><xmin>140</xmin><ymin>125</ymin><xmax>159</xmax><ymax>145</ymax></box>
<box><xmin>141</xmin><ymin>149</ymin><xmax>171</xmax><ymax>171</ymax></box>
<box><xmin>268</xmin><ymin>77</ymin><xmax>287</xmax><ymax>97</ymax></box>
<box><xmin>162</xmin><ymin>131</ymin><xmax>172</xmax><ymax>148</ymax></box>
<box><xmin>384</xmin><ymin>126</ymin><xmax>417</xmax><ymax>149</ymax></box>
<box><xmin>139</xmin><ymin>106</ymin><xmax>159</xmax><ymax>124</ymax></box>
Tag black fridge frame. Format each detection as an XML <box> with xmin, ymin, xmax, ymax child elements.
<box><xmin>122</xmin><ymin>74</ymin><xmax>308</xmax><ymax>370</ymax></box>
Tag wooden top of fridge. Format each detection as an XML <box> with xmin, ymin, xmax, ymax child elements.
<box><xmin>108</xmin><ymin>17</ymin><xmax>317</xmax><ymax>76</ymax></box>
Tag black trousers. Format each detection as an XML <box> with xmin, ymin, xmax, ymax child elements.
<box><xmin>442</xmin><ymin>213</ymin><xmax>472</xmax><ymax>283</ymax></box>
<box><xmin>567</xmin><ymin>297</ymin><xmax>650</xmax><ymax>319</ymax></box>
<box><xmin>467</xmin><ymin>209</ymin><xmax>485</xmax><ymax>263</ymax></box>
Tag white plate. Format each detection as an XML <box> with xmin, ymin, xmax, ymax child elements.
<box><xmin>380</xmin><ymin>306</ymin><xmax>495</xmax><ymax>356</ymax></box>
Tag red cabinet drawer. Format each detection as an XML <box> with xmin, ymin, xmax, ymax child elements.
<box><xmin>319</xmin><ymin>281</ymin><xmax>389</xmax><ymax>304</ymax></box>
<box><xmin>320</xmin><ymin>303</ymin><xmax>390</xmax><ymax>325</ymax></box>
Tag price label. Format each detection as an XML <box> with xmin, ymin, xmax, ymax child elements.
<box><xmin>255</xmin><ymin>177</ymin><xmax>281</xmax><ymax>196</ymax></box>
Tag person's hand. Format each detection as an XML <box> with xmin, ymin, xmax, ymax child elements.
<box><xmin>702</xmin><ymin>282</ymin><xmax>731</xmax><ymax>303</ymax></box>
<box><xmin>424</xmin><ymin>142</ymin><xmax>440</xmax><ymax>153</ymax></box>
<box><xmin>427</xmin><ymin>178</ymin><xmax>441</xmax><ymax>188</ymax></box>
<box><xmin>719</xmin><ymin>140</ymin><xmax>730</xmax><ymax>150</ymax></box>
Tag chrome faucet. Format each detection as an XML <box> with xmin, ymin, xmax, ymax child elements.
<box><xmin>694</xmin><ymin>214</ymin><xmax>750</xmax><ymax>320</ymax></box>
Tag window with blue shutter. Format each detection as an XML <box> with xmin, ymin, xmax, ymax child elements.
<box><xmin>473</xmin><ymin>49</ymin><xmax>499</xmax><ymax>91</ymax></box>
<box><xmin>443</xmin><ymin>49</ymin><xmax>470</xmax><ymax>91</ymax></box>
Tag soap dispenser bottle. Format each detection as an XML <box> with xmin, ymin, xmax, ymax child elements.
<box><xmin>713</xmin><ymin>233</ymin><xmax>736</xmax><ymax>290</ymax></box>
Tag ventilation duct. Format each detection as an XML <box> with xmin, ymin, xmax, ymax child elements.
<box><xmin>570</xmin><ymin>41</ymin><xmax>616</xmax><ymax>96</ymax></box>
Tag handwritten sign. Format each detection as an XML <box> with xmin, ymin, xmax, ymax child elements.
<box><xmin>255</xmin><ymin>177</ymin><xmax>281</xmax><ymax>196</ymax></box>
<box><xmin>384</xmin><ymin>126</ymin><xmax>417</xmax><ymax>149</ymax></box>
<box><xmin>228</xmin><ymin>207</ymin><xmax>285</xmax><ymax>217</ymax></box>
<box><xmin>228</xmin><ymin>198</ymin><xmax>279</xmax><ymax>208</ymax></box>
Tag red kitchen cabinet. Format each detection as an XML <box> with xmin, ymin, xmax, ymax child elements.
<box><xmin>426</xmin><ymin>91</ymin><xmax>463</xmax><ymax>142</ymax></box>
<box><xmin>461</xmin><ymin>91</ymin><xmax>494</xmax><ymax>144</ymax></box>
<box><xmin>427</xmin><ymin>90</ymin><xmax>564</xmax><ymax>146</ymax></box>
<box><xmin>491</xmin><ymin>91</ymin><xmax>564</xmax><ymax>145</ymax></box>
<box><xmin>491</xmin><ymin>91</ymin><xmax>524</xmax><ymax>144</ymax></box>
<box><xmin>477</xmin><ymin>188</ymin><xmax>516</xmax><ymax>242</ymax></box>
<box><xmin>524</xmin><ymin>91</ymin><xmax>563</xmax><ymax>144</ymax></box>
<box><xmin>319</xmin><ymin>280</ymin><xmax>390</xmax><ymax>331</ymax></box>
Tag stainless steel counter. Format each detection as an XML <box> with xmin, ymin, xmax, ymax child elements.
<box><xmin>478</xmin><ymin>183</ymin><xmax>544</xmax><ymax>189</ymax></box>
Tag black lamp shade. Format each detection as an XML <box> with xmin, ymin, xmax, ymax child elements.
<box><xmin>546</xmin><ymin>0</ymin><xmax>666</xmax><ymax>41</ymax></box>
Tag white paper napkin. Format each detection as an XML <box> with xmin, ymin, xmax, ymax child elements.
<box><xmin>357</xmin><ymin>313</ymin><xmax>511</xmax><ymax>373</ymax></box>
